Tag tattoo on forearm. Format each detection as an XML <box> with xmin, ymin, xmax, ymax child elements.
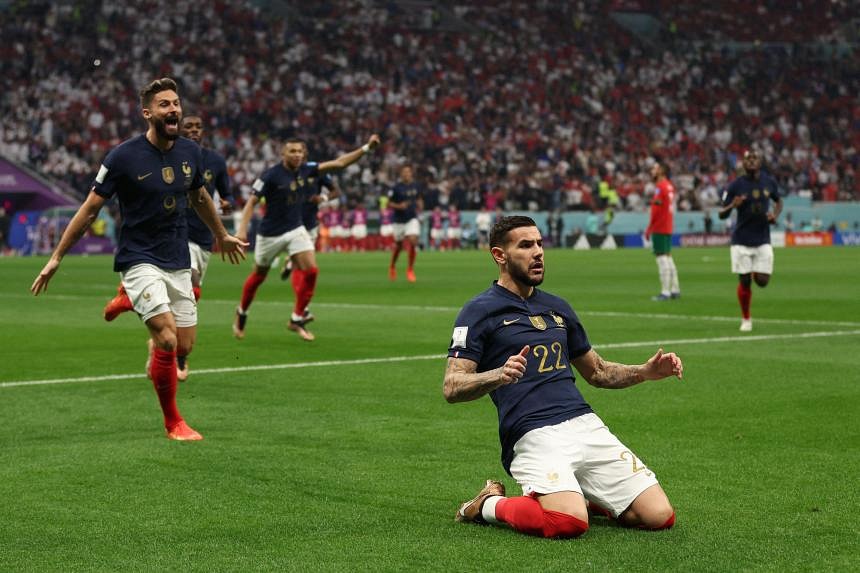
<box><xmin>590</xmin><ymin>357</ymin><xmax>644</xmax><ymax>389</ymax></box>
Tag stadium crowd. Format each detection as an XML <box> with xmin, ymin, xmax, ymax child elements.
<box><xmin>1</xmin><ymin>0</ymin><xmax>857</xmax><ymax>218</ymax></box>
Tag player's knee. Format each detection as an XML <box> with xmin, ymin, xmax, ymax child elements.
<box><xmin>738</xmin><ymin>274</ymin><xmax>752</xmax><ymax>287</ymax></box>
<box><xmin>542</xmin><ymin>510</ymin><xmax>589</xmax><ymax>539</ymax></box>
<box><xmin>753</xmin><ymin>274</ymin><xmax>770</xmax><ymax>287</ymax></box>
<box><xmin>639</xmin><ymin>504</ymin><xmax>675</xmax><ymax>530</ymax></box>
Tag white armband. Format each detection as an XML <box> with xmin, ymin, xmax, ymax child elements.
<box><xmin>319</xmin><ymin>192</ymin><xmax>330</xmax><ymax>202</ymax></box>
<box><xmin>361</xmin><ymin>144</ymin><xmax>371</xmax><ymax>154</ymax></box>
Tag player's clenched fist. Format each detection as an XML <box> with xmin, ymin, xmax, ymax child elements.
<box><xmin>500</xmin><ymin>345</ymin><xmax>530</xmax><ymax>385</ymax></box>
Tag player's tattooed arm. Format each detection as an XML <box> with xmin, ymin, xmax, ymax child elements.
<box><xmin>573</xmin><ymin>348</ymin><xmax>682</xmax><ymax>389</ymax></box>
<box><xmin>443</xmin><ymin>346</ymin><xmax>529</xmax><ymax>403</ymax></box>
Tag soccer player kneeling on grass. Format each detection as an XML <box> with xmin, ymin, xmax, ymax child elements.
<box><xmin>444</xmin><ymin>216</ymin><xmax>682</xmax><ymax>538</ymax></box>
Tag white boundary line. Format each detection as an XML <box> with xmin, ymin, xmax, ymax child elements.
<box><xmin>3</xmin><ymin>329</ymin><xmax>859</xmax><ymax>389</ymax></box>
<box><xmin>11</xmin><ymin>293</ymin><xmax>860</xmax><ymax>327</ymax></box>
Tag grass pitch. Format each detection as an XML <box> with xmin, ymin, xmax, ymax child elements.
<box><xmin>1</xmin><ymin>246</ymin><xmax>858</xmax><ymax>572</ymax></box>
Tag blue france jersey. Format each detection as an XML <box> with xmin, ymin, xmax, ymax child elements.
<box><xmin>93</xmin><ymin>134</ymin><xmax>204</xmax><ymax>272</ymax></box>
<box><xmin>253</xmin><ymin>162</ymin><xmax>320</xmax><ymax>236</ymax></box>
<box><xmin>186</xmin><ymin>147</ymin><xmax>230</xmax><ymax>250</ymax></box>
<box><xmin>721</xmin><ymin>173</ymin><xmax>781</xmax><ymax>246</ymax></box>
<box><xmin>388</xmin><ymin>182</ymin><xmax>422</xmax><ymax>223</ymax></box>
<box><xmin>302</xmin><ymin>172</ymin><xmax>334</xmax><ymax>230</ymax></box>
<box><xmin>448</xmin><ymin>282</ymin><xmax>593</xmax><ymax>474</ymax></box>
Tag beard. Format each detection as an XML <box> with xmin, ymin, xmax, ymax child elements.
<box><xmin>152</xmin><ymin>115</ymin><xmax>180</xmax><ymax>140</ymax></box>
<box><xmin>509</xmin><ymin>261</ymin><xmax>544</xmax><ymax>287</ymax></box>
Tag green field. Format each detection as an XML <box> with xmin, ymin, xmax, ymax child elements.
<box><xmin>1</xmin><ymin>247</ymin><xmax>858</xmax><ymax>572</ymax></box>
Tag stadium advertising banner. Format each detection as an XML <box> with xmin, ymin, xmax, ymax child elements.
<box><xmin>679</xmin><ymin>233</ymin><xmax>732</xmax><ymax>247</ymax></box>
<box><xmin>834</xmin><ymin>231</ymin><xmax>860</xmax><ymax>246</ymax></box>
<box><xmin>785</xmin><ymin>232</ymin><xmax>833</xmax><ymax>247</ymax></box>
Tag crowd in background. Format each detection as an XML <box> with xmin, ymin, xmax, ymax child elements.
<box><xmin>1</xmin><ymin>0</ymin><xmax>857</xmax><ymax>219</ymax></box>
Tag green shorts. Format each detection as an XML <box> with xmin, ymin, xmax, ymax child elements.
<box><xmin>651</xmin><ymin>233</ymin><xmax>672</xmax><ymax>255</ymax></box>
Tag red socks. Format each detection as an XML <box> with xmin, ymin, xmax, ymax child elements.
<box><xmin>291</xmin><ymin>267</ymin><xmax>319</xmax><ymax>316</ymax></box>
<box><xmin>495</xmin><ymin>496</ymin><xmax>589</xmax><ymax>539</ymax></box>
<box><xmin>240</xmin><ymin>271</ymin><xmax>267</xmax><ymax>312</ymax></box>
<box><xmin>737</xmin><ymin>283</ymin><xmax>752</xmax><ymax>319</ymax></box>
<box><xmin>407</xmin><ymin>242</ymin><xmax>416</xmax><ymax>270</ymax></box>
<box><xmin>150</xmin><ymin>348</ymin><xmax>182</xmax><ymax>429</ymax></box>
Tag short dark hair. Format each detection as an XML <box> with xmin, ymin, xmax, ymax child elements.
<box><xmin>285</xmin><ymin>137</ymin><xmax>307</xmax><ymax>146</ymax></box>
<box><xmin>140</xmin><ymin>78</ymin><xmax>178</xmax><ymax>108</ymax></box>
<box><xmin>490</xmin><ymin>215</ymin><xmax>537</xmax><ymax>248</ymax></box>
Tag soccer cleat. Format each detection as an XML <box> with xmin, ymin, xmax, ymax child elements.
<box><xmin>233</xmin><ymin>307</ymin><xmax>248</xmax><ymax>339</ymax></box>
<box><xmin>455</xmin><ymin>479</ymin><xmax>505</xmax><ymax>524</ymax></box>
<box><xmin>288</xmin><ymin>318</ymin><xmax>315</xmax><ymax>341</ymax></box>
<box><xmin>406</xmin><ymin>268</ymin><xmax>417</xmax><ymax>283</ymax></box>
<box><xmin>670</xmin><ymin>292</ymin><xmax>681</xmax><ymax>299</ymax></box>
<box><xmin>740</xmin><ymin>318</ymin><xmax>753</xmax><ymax>332</ymax></box>
<box><xmin>280</xmin><ymin>260</ymin><xmax>293</xmax><ymax>281</ymax></box>
<box><xmin>177</xmin><ymin>362</ymin><xmax>189</xmax><ymax>382</ymax></box>
<box><xmin>302</xmin><ymin>310</ymin><xmax>315</xmax><ymax>324</ymax></box>
<box><xmin>166</xmin><ymin>420</ymin><xmax>203</xmax><ymax>441</ymax></box>
<box><xmin>651</xmin><ymin>294</ymin><xmax>671</xmax><ymax>302</ymax></box>
<box><xmin>389</xmin><ymin>266</ymin><xmax>397</xmax><ymax>281</ymax></box>
<box><xmin>104</xmin><ymin>285</ymin><xmax>134</xmax><ymax>321</ymax></box>
<box><xmin>145</xmin><ymin>338</ymin><xmax>155</xmax><ymax>380</ymax></box>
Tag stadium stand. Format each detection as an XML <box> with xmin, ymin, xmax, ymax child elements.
<box><xmin>0</xmin><ymin>0</ymin><xmax>857</xmax><ymax>226</ymax></box>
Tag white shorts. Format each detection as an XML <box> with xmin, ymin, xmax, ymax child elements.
<box><xmin>731</xmin><ymin>244</ymin><xmax>774</xmax><ymax>275</ymax></box>
<box><xmin>254</xmin><ymin>226</ymin><xmax>314</xmax><ymax>267</ymax></box>
<box><xmin>188</xmin><ymin>241</ymin><xmax>211</xmax><ymax>285</ymax></box>
<box><xmin>393</xmin><ymin>219</ymin><xmax>420</xmax><ymax>241</ymax></box>
<box><xmin>510</xmin><ymin>413</ymin><xmax>660</xmax><ymax>518</ymax></box>
<box><xmin>430</xmin><ymin>228</ymin><xmax>444</xmax><ymax>241</ymax></box>
<box><xmin>380</xmin><ymin>224</ymin><xmax>393</xmax><ymax>237</ymax></box>
<box><xmin>331</xmin><ymin>225</ymin><xmax>347</xmax><ymax>239</ymax></box>
<box><xmin>306</xmin><ymin>225</ymin><xmax>319</xmax><ymax>243</ymax></box>
<box><xmin>351</xmin><ymin>224</ymin><xmax>367</xmax><ymax>240</ymax></box>
<box><xmin>121</xmin><ymin>263</ymin><xmax>196</xmax><ymax>327</ymax></box>
<box><xmin>447</xmin><ymin>227</ymin><xmax>462</xmax><ymax>240</ymax></box>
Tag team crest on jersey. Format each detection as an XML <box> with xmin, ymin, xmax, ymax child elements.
<box><xmin>163</xmin><ymin>195</ymin><xmax>177</xmax><ymax>212</ymax></box>
<box><xmin>290</xmin><ymin>181</ymin><xmax>298</xmax><ymax>191</ymax></box>
<box><xmin>204</xmin><ymin>169</ymin><xmax>213</xmax><ymax>183</ymax></box>
<box><xmin>162</xmin><ymin>167</ymin><xmax>175</xmax><ymax>184</ymax></box>
<box><xmin>550</xmin><ymin>313</ymin><xmax>565</xmax><ymax>328</ymax></box>
<box><xmin>182</xmin><ymin>162</ymin><xmax>192</xmax><ymax>177</ymax></box>
<box><xmin>752</xmin><ymin>189</ymin><xmax>761</xmax><ymax>199</ymax></box>
<box><xmin>529</xmin><ymin>316</ymin><xmax>547</xmax><ymax>330</ymax></box>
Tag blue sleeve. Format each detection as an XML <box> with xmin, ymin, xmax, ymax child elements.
<box><xmin>448</xmin><ymin>301</ymin><xmax>489</xmax><ymax>363</ymax></box>
<box><xmin>92</xmin><ymin>147</ymin><xmax>125</xmax><ymax>199</ymax></box>
<box><xmin>720</xmin><ymin>181</ymin><xmax>736</xmax><ymax>207</ymax></box>
<box><xmin>560</xmin><ymin>300</ymin><xmax>591</xmax><ymax>358</ymax></box>
<box><xmin>215</xmin><ymin>157</ymin><xmax>232</xmax><ymax>204</ymax></box>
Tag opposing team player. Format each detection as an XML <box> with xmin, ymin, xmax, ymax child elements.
<box><xmin>444</xmin><ymin>215</ymin><xmax>682</xmax><ymax>538</ymax></box>
<box><xmin>644</xmin><ymin>162</ymin><xmax>680</xmax><ymax>301</ymax></box>
<box><xmin>233</xmin><ymin>135</ymin><xmax>380</xmax><ymax>341</ymax></box>
<box><xmin>31</xmin><ymin>78</ymin><xmax>247</xmax><ymax>441</ymax></box>
<box><xmin>718</xmin><ymin>149</ymin><xmax>782</xmax><ymax>331</ymax></box>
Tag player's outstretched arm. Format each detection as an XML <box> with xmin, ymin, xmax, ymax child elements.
<box><xmin>31</xmin><ymin>190</ymin><xmax>106</xmax><ymax>296</ymax></box>
<box><xmin>443</xmin><ymin>346</ymin><xmax>529</xmax><ymax>403</ymax></box>
<box><xmin>318</xmin><ymin>134</ymin><xmax>381</xmax><ymax>173</ymax></box>
<box><xmin>188</xmin><ymin>186</ymin><xmax>248</xmax><ymax>264</ymax></box>
<box><xmin>573</xmin><ymin>348</ymin><xmax>682</xmax><ymax>390</ymax></box>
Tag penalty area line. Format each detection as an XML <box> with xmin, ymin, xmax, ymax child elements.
<box><xmin>2</xmin><ymin>329</ymin><xmax>859</xmax><ymax>389</ymax></box>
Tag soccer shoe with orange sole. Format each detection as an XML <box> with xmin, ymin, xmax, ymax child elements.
<box><xmin>104</xmin><ymin>285</ymin><xmax>134</xmax><ymax>321</ymax></box>
<box><xmin>406</xmin><ymin>268</ymin><xmax>417</xmax><ymax>283</ymax></box>
<box><xmin>455</xmin><ymin>479</ymin><xmax>505</xmax><ymax>524</ymax></box>
<box><xmin>389</xmin><ymin>266</ymin><xmax>397</xmax><ymax>281</ymax></box>
<box><xmin>288</xmin><ymin>318</ymin><xmax>315</xmax><ymax>341</ymax></box>
<box><xmin>233</xmin><ymin>307</ymin><xmax>248</xmax><ymax>339</ymax></box>
<box><xmin>166</xmin><ymin>420</ymin><xmax>203</xmax><ymax>441</ymax></box>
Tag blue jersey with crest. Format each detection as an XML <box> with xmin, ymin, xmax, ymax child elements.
<box><xmin>186</xmin><ymin>147</ymin><xmax>230</xmax><ymax>251</ymax></box>
<box><xmin>93</xmin><ymin>134</ymin><xmax>204</xmax><ymax>272</ymax></box>
<box><xmin>302</xmin><ymin>172</ymin><xmax>334</xmax><ymax>231</ymax></box>
<box><xmin>388</xmin><ymin>182</ymin><xmax>422</xmax><ymax>223</ymax></box>
<box><xmin>252</xmin><ymin>162</ymin><xmax>320</xmax><ymax>236</ymax></box>
<box><xmin>721</xmin><ymin>173</ymin><xmax>781</xmax><ymax>246</ymax></box>
<box><xmin>448</xmin><ymin>282</ymin><xmax>593</xmax><ymax>474</ymax></box>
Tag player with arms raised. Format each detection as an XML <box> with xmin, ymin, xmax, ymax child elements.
<box><xmin>31</xmin><ymin>78</ymin><xmax>247</xmax><ymax>441</ymax></box>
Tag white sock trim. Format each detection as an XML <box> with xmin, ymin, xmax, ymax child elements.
<box><xmin>482</xmin><ymin>495</ymin><xmax>504</xmax><ymax>523</ymax></box>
